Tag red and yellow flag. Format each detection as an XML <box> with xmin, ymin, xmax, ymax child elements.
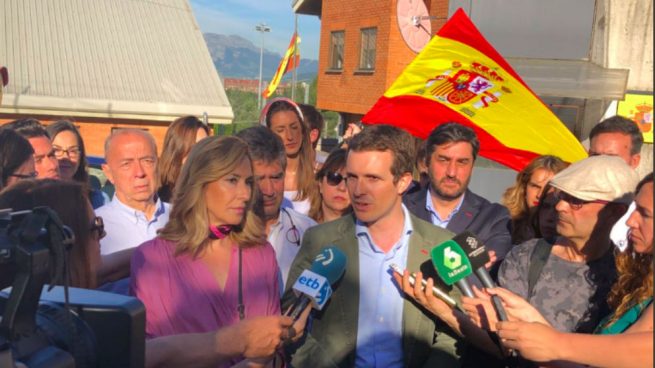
<box><xmin>262</xmin><ymin>33</ymin><xmax>300</xmax><ymax>99</ymax></box>
<box><xmin>362</xmin><ymin>9</ymin><xmax>587</xmax><ymax>170</ymax></box>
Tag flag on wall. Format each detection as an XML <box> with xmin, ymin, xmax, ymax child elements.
<box><xmin>262</xmin><ymin>33</ymin><xmax>300</xmax><ymax>98</ymax></box>
<box><xmin>362</xmin><ymin>9</ymin><xmax>587</xmax><ymax>171</ymax></box>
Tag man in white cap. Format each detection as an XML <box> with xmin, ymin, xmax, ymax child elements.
<box><xmin>498</xmin><ymin>155</ymin><xmax>639</xmax><ymax>333</ymax></box>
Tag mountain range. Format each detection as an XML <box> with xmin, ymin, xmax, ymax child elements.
<box><xmin>203</xmin><ymin>33</ymin><xmax>318</xmax><ymax>81</ymax></box>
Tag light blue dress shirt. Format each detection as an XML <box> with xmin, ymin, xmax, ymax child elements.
<box><xmin>355</xmin><ymin>205</ymin><xmax>413</xmax><ymax>368</ymax></box>
<box><xmin>95</xmin><ymin>196</ymin><xmax>170</xmax><ymax>295</ymax></box>
<box><xmin>425</xmin><ymin>189</ymin><xmax>465</xmax><ymax>228</ymax></box>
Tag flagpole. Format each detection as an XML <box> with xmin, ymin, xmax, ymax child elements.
<box><xmin>291</xmin><ymin>14</ymin><xmax>298</xmax><ymax>101</ymax></box>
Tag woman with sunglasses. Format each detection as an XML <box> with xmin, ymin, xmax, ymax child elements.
<box><xmin>131</xmin><ymin>136</ymin><xmax>306</xmax><ymax>367</ymax></box>
<box><xmin>0</xmin><ymin>128</ymin><xmax>36</xmax><ymax>192</ymax></box>
<box><xmin>260</xmin><ymin>98</ymin><xmax>318</xmax><ymax>215</ymax></box>
<box><xmin>309</xmin><ymin>148</ymin><xmax>352</xmax><ymax>223</ymax></box>
<box><xmin>157</xmin><ymin>115</ymin><xmax>211</xmax><ymax>203</ymax></box>
<box><xmin>0</xmin><ymin>179</ymin><xmax>103</xmax><ymax>289</ymax></box>
<box><xmin>46</xmin><ymin>120</ymin><xmax>109</xmax><ymax>209</ymax></box>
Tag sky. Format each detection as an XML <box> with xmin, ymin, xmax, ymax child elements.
<box><xmin>189</xmin><ymin>0</ymin><xmax>322</xmax><ymax>60</ymax></box>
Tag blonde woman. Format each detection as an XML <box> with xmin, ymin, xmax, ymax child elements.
<box><xmin>502</xmin><ymin>155</ymin><xmax>567</xmax><ymax>244</ymax></box>
<box><xmin>131</xmin><ymin>136</ymin><xmax>285</xmax><ymax>367</ymax></box>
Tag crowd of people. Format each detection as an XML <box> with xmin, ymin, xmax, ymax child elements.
<box><xmin>0</xmin><ymin>98</ymin><xmax>651</xmax><ymax>368</ymax></box>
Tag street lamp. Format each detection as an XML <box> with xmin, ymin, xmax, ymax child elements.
<box><xmin>256</xmin><ymin>23</ymin><xmax>271</xmax><ymax>111</ymax></box>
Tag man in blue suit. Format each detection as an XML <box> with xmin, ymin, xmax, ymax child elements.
<box><xmin>404</xmin><ymin>122</ymin><xmax>511</xmax><ymax>275</ymax></box>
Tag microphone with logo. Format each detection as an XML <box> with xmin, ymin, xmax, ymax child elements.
<box><xmin>286</xmin><ymin>246</ymin><xmax>347</xmax><ymax>321</ymax></box>
<box><xmin>452</xmin><ymin>231</ymin><xmax>508</xmax><ymax>321</ymax></box>
<box><xmin>430</xmin><ymin>237</ymin><xmax>475</xmax><ymax>298</ymax></box>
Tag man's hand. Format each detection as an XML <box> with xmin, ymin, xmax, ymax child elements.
<box><xmin>393</xmin><ymin>270</ymin><xmax>454</xmax><ymax>319</ymax></box>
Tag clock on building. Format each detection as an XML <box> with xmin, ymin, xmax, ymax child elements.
<box><xmin>396</xmin><ymin>0</ymin><xmax>433</xmax><ymax>53</ymax></box>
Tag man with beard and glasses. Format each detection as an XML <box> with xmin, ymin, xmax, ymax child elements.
<box><xmin>404</xmin><ymin>122</ymin><xmax>511</xmax><ymax>276</ymax></box>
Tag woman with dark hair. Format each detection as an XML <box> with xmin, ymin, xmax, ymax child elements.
<box><xmin>502</xmin><ymin>155</ymin><xmax>568</xmax><ymax>244</ymax></box>
<box><xmin>46</xmin><ymin>120</ymin><xmax>108</xmax><ymax>208</ymax></box>
<box><xmin>0</xmin><ymin>179</ymin><xmax>103</xmax><ymax>289</ymax></box>
<box><xmin>308</xmin><ymin>148</ymin><xmax>352</xmax><ymax>223</ymax></box>
<box><xmin>157</xmin><ymin>115</ymin><xmax>210</xmax><ymax>203</ymax></box>
<box><xmin>494</xmin><ymin>172</ymin><xmax>654</xmax><ymax>368</ymax></box>
<box><xmin>0</xmin><ymin>128</ymin><xmax>36</xmax><ymax>191</ymax></box>
<box><xmin>131</xmin><ymin>136</ymin><xmax>306</xmax><ymax>367</ymax></box>
<box><xmin>260</xmin><ymin>98</ymin><xmax>317</xmax><ymax>215</ymax></box>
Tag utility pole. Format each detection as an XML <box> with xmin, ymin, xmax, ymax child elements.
<box><xmin>291</xmin><ymin>14</ymin><xmax>298</xmax><ymax>101</ymax></box>
<box><xmin>256</xmin><ymin>23</ymin><xmax>270</xmax><ymax>111</ymax></box>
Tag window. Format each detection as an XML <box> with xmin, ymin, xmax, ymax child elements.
<box><xmin>329</xmin><ymin>31</ymin><xmax>344</xmax><ymax>70</ymax></box>
<box><xmin>359</xmin><ymin>28</ymin><xmax>377</xmax><ymax>70</ymax></box>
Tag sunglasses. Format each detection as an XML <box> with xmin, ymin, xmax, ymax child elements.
<box><xmin>91</xmin><ymin>216</ymin><xmax>106</xmax><ymax>240</ymax></box>
<box><xmin>325</xmin><ymin>172</ymin><xmax>345</xmax><ymax>186</ymax></box>
<box><xmin>556</xmin><ymin>191</ymin><xmax>608</xmax><ymax>210</ymax></box>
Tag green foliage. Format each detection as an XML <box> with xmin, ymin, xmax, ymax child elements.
<box><xmin>223</xmin><ymin>76</ymin><xmax>339</xmax><ymax>138</ymax></box>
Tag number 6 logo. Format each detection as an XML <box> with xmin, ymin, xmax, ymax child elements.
<box><xmin>443</xmin><ymin>246</ymin><xmax>462</xmax><ymax>270</ymax></box>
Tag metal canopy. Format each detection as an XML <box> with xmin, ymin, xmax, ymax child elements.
<box><xmin>507</xmin><ymin>58</ymin><xmax>630</xmax><ymax>101</ymax></box>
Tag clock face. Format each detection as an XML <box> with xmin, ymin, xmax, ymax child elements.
<box><xmin>397</xmin><ymin>0</ymin><xmax>432</xmax><ymax>53</ymax></box>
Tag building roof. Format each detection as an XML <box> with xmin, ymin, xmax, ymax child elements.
<box><xmin>0</xmin><ymin>0</ymin><xmax>233</xmax><ymax>123</ymax></box>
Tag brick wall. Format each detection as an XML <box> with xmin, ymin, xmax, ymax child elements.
<box><xmin>316</xmin><ymin>0</ymin><xmax>449</xmax><ymax>116</ymax></box>
<box><xmin>0</xmin><ymin>115</ymin><xmax>169</xmax><ymax>157</ymax></box>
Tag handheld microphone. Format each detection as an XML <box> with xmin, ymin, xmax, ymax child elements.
<box><xmin>286</xmin><ymin>246</ymin><xmax>347</xmax><ymax>320</ymax></box>
<box><xmin>430</xmin><ymin>238</ymin><xmax>474</xmax><ymax>297</ymax></box>
<box><xmin>452</xmin><ymin>231</ymin><xmax>508</xmax><ymax>322</ymax></box>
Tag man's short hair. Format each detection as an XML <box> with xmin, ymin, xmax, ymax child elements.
<box><xmin>347</xmin><ymin>124</ymin><xmax>414</xmax><ymax>180</ymax></box>
<box><xmin>236</xmin><ymin>126</ymin><xmax>287</xmax><ymax>170</ymax></box>
<box><xmin>4</xmin><ymin>118</ymin><xmax>49</xmax><ymax>139</ymax></box>
<box><xmin>589</xmin><ymin>115</ymin><xmax>643</xmax><ymax>155</ymax></box>
<box><xmin>426</xmin><ymin>122</ymin><xmax>480</xmax><ymax>161</ymax></box>
<box><xmin>299</xmin><ymin>104</ymin><xmax>324</xmax><ymax>140</ymax></box>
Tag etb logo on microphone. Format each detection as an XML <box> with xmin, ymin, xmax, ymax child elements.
<box><xmin>431</xmin><ymin>240</ymin><xmax>472</xmax><ymax>285</ymax></box>
<box><xmin>294</xmin><ymin>270</ymin><xmax>333</xmax><ymax>310</ymax></box>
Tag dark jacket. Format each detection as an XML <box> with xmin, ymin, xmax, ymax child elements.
<box><xmin>403</xmin><ymin>187</ymin><xmax>512</xmax><ymax>275</ymax></box>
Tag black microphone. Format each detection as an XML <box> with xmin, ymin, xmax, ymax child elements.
<box><xmin>451</xmin><ymin>231</ymin><xmax>508</xmax><ymax>322</ymax></box>
<box><xmin>286</xmin><ymin>246</ymin><xmax>347</xmax><ymax>320</ymax></box>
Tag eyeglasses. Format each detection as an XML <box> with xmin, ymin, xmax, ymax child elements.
<box><xmin>325</xmin><ymin>172</ymin><xmax>345</xmax><ymax>186</ymax></box>
<box><xmin>281</xmin><ymin>208</ymin><xmax>301</xmax><ymax>246</ymax></box>
<box><xmin>91</xmin><ymin>216</ymin><xmax>106</xmax><ymax>240</ymax></box>
<box><xmin>556</xmin><ymin>191</ymin><xmax>608</xmax><ymax>210</ymax></box>
<box><xmin>9</xmin><ymin>172</ymin><xmax>38</xmax><ymax>180</ymax></box>
<box><xmin>53</xmin><ymin>146</ymin><xmax>81</xmax><ymax>159</ymax></box>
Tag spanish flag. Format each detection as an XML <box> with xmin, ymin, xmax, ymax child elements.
<box><xmin>262</xmin><ymin>33</ymin><xmax>300</xmax><ymax>99</ymax></box>
<box><xmin>362</xmin><ymin>9</ymin><xmax>587</xmax><ymax>171</ymax></box>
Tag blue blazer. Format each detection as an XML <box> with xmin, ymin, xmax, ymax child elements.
<box><xmin>403</xmin><ymin>187</ymin><xmax>512</xmax><ymax>272</ymax></box>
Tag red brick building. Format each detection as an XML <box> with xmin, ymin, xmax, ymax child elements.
<box><xmin>294</xmin><ymin>0</ymin><xmax>449</xmax><ymax>125</ymax></box>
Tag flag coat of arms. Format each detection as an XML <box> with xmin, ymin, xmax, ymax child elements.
<box><xmin>362</xmin><ymin>9</ymin><xmax>587</xmax><ymax>171</ymax></box>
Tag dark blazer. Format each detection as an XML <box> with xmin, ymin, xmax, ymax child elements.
<box><xmin>403</xmin><ymin>187</ymin><xmax>512</xmax><ymax>265</ymax></box>
<box><xmin>282</xmin><ymin>213</ymin><xmax>463</xmax><ymax>368</ymax></box>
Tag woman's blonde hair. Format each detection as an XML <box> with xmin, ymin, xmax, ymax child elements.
<box><xmin>158</xmin><ymin>136</ymin><xmax>266</xmax><ymax>257</ymax></box>
<box><xmin>502</xmin><ymin>155</ymin><xmax>568</xmax><ymax>219</ymax></box>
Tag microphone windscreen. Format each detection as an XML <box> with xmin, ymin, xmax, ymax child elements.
<box><xmin>430</xmin><ymin>239</ymin><xmax>473</xmax><ymax>285</ymax></box>
<box><xmin>309</xmin><ymin>246</ymin><xmax>347</xmax><ymax>285</ymax></box>
<box><xmin>451</xmin><ymin>231</ymin><xmax>490</xmax><ymax>270</ymax></box>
